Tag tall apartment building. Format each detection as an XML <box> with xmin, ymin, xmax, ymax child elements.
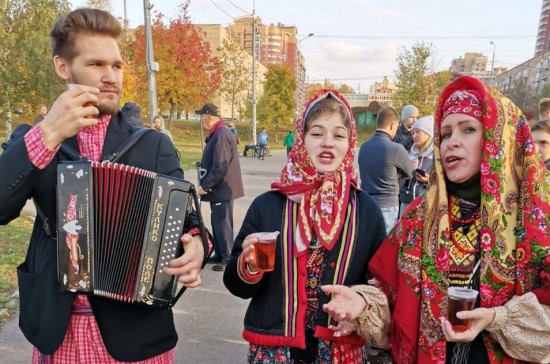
<box><xmin>449</xmin><ymin>52</ymin><xmax>492</xmax><ymax>84</ymax></box>
<box><xmin>450</xmin><ymin>52</ymin><xmax>488</xmax><ymax>74</ymax></box>
<box><xmin>536</xmin><ymin>0</ymin><xmax>550</xmax><ymax>56</ymax></box>
<box><xmin>228</xmin><ymin>16</ymin><xmax>298</xmax><ymax>76</ymax></box>
<box><xmin>227</xmin><ymin>16</ymin><xmax>307</xmax><ymax>116</ymax></box>
<box><xmin>195</xmin><ymin>24</ymin><xmax>267</xmax><ymax>120</ymax></box>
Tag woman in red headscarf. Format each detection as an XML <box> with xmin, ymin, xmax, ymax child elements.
<box><xmin>223</xmin><ymin>89</ymin><xmax>387</xmax><ymax>363</ymax></box>
<box><xmin>322</xmin><ymin>76</ymin><xmax>550</xmax><ymax>364</ymax></box>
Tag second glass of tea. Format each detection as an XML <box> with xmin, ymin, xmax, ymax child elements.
<box><xmin>253</xmin><ymin>232</ymin><xmax>279</xmax><ymax>272</ymax></box>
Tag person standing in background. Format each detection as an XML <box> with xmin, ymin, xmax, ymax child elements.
<box><xmin>358</xmin><ymin>107</ymin><xmax>414</xmax><ymax>233</ymax></box>
<box><xmin>257</xmin><ymin>127</ymin><xmax>269</xmax><ymax>160</ymax></box>
<box><xmin>538</xmin><ymin>97</ymin><xmax>550</xmax><ymax>121</ymax></box>
<box><xmin>228</xmin><ymin>122</ymin><xmax>239</xmax><ymax>144</ymax></box>
<box><xmin>33</xmin><ymin>104</ymin><xmax>48</xmax><ymax>124</ymax></box>
<box><xmin>398</xmin><ymin>115</ymin><xmax>434</xmax><ymax>215</ymax></box>
<box><xmin>152</xmin><ymin>115</ymin><xmax>173</xmax><ymax>142</ymax></box>
<box><xmin>532</xmin><ymin>119</ymin><xmax>550</xmax><ymax>170</ymax></box>
<box><xmin>283</xmin><ymin>129</ymin><xmax>294</xmax><ymax>156</ymax></box>
<box><xmin>120</xmin><ymin>101</ymin><xmax>145</xmax><ymax>128</ymax></box>
<box><xmin>196</xmin><ymin>103</ymin><xmax>244</xmax><ymax>272</ymax></box>
<box><xmin>392</xmin><ymin>104</ymin><xmax>419</xmax><ymax>151</ymax></box>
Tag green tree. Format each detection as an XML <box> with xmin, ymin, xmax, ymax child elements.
<box><xmin>128</xmin><ymin>2</ymin><xmax>220</xmax><ymax>120</ymax></box>
<box><xmin>393</xmin><ymin>42</ymin><xmax>438</xmax><ymax>115</ymax></box>
<box><xmin>1</xmin><ymin>0</ymin><xmax>70</xmax><ymax>128</ymax></box>
<box><xmin>256</xmin><ymin>65</ymin><xmax>296</xmax><ymax>141</ymax></box>
<box><xmin>218</xmin><ymin>33</ymin><xmax>250</xmax><ymax>120</ymax></box>
<box><xmin>85</xmin><ymin>0</ymin><xmax>111</xmax><ymax>12</ymax></box>
<box><xmin>503</xmin><ymin>78</ymin><xmax>537</xmax><ymax>114</ymax></box>
<box><xmin>538</xmin><ymin>83</ymin><xmax>550</xmax><ymax>100</ymax></box>
<box><xmin>337</xmin><ymin>84</ymin><xmax>354</xmax><ymax>94</ymax></box>
<box><xmin>322</xmin><ymin>79</ymin><xmax>336</xmax><ymax>89</ymax></box>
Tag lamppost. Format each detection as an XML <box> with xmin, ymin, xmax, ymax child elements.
<box><xmin>144</xmin><ymin>0</ymin><xmax>158</xmax><ymax>124</ymax></box>
<box><xmin>490</xmin><ymin>41</ymin><xmax>496</xmax><ymax>87</ymax></box>
<box><xmin>296</xmin><ymin>33</ymin><xmax>314</xmax><ymax>117</ymax></box>
<box><xmin>251</xmin><ymin>0</ymin><xmax>257</xmax><ymax>145</ymax></box>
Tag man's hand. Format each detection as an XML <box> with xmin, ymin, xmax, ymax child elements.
<box><xmin>163</xmin><ymin>233</ymin><xmax>205</xmax><ymax>288</ymax></box>
<box><xmin>197</xmin><ymin>186</ymin><xmax>207</xmax><ymax>196</ymax></box>
<box><xmin>40</xmin><ymin>85</ymin><xmax>100</xmax><ymax>149</ymax></box>
<box><xmin>440</xmin><ymin>307</ymin><xmax>496</xmax><ymax>342</ymax></box>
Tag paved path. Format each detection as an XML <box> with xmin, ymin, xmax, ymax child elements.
<box><xmin>0</xmin><ymin>149</ymin><xmax>289</xmax><ymax>364</ymax></box>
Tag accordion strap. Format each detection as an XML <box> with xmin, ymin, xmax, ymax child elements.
<box><xmin>106</xmin><ymin>128</ymin><xmax>153</xmax><ymax>163</ymax></box>
<box><xmin>57</xmin><ymin>128</ymin><xmax>154</xmax><ymax>162</ymax></box>
<box><xmin>38</xmin><ymin>128</ymin><xmax>154</xmax><ymax>237</ymax></box>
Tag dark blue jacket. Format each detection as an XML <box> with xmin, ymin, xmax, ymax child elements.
<box><xmin>358</xmin><ymin>131</ymin><xmax>414</xmax><ymax>208</ymax></box>
<box><xmin>200</xmin><ymin>124</ymin><xmax>244</xmax><ymax>202</ymax></box>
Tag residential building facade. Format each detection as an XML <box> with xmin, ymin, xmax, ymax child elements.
<box><xmin>196</xmin><ymin>24</ymin><xmax>267</xmax><ymax>120</ymax></box>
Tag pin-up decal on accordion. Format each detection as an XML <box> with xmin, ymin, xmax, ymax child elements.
<box><xmin>56</xmin><ymin>161</ymin><xmax>206</xmax><ymax>308</ymax></box>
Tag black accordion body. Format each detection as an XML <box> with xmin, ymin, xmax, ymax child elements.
<box><xmin>56</xmin><ymin>161</ymin><xmax>204</xmax><ymax>308</ymax></box>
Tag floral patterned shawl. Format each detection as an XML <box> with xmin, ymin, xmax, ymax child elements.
<box><xmin>369</xmin><ymin>76</ymin><xmax>550</xmax><ymax>364</ymax></box>
<box><xmin>271</xmin><ymin>89</ymin><xmax>358</xmax><ymax>256</ymax></box>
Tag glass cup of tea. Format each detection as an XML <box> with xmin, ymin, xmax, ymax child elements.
<box><xmin>447</xmin><ymin>287</ymin><xmax>479</xmax><ymax>332</ymax></box>
<box><xmin>253</xmin><ymin>232</ymin><xmax>279</xmax><ymax>272</ymax></box>
<box><xmin>67</xmin><ymin>83</ymin><xmax>95</xmax><ymax>118</ymax></box>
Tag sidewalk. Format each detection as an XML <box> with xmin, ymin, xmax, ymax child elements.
<box><xmin>0</xmin><ymin>149</ymin><xmax>289</xmax><ymax>363</ymax></box>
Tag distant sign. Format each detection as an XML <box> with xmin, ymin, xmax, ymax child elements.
<box><xmin>367</xmin><ymin>94</ymin><xmax>393</xmax><ymax>102</ymax></box>
<box><xmin>375</xmin><ymin>85</ymin><xmax>394</xmax><ymax>93</ymax></box>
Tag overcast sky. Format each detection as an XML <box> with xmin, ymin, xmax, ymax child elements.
<box><xmin>71</xmin><ymin>0</ymin><xmax>543</xmax><ymax>92</ymax></box>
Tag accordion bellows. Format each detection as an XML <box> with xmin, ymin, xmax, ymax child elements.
<box><xmin>56</xmin><ymin>161</ymin><xmax>195</xmax><ymax>308</ymax></box>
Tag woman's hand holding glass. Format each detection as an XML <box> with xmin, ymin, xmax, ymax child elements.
<box><xmin>440</xmin><ymin>307</ymin><xmax>496</xmax><ymax>342</ymax></box>
<box><xmin>240</xmin><ymin>234</ymin><xmax>260</xmax><ymax>273</ymax></box>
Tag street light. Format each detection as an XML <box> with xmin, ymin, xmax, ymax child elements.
<box><xmin>282</xmin><ymin>32</ymin><xmax>291</xmax><ymax>66</ymax></box>
<box><xmin>296</xmin><ymin>33</ymin><xmax>314</xmax><ymax>117</ymax></box>
<box><xmin>490</xmin><ymin>41</ymin><xmax>496</xmax><ymax>87</ymax></box>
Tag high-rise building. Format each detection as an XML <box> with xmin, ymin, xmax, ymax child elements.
<box><xmin>227</xmin><ymin>16</ymin><xmax>307</xmax><ymax>116</ymax></box>
<box><xmin>536</xmin><ymin>0</ymin><xmax>550</xmax><ymax>56</ymax></box>
<box><xmin>195</xmin><ymin>24</ymin><xmax>267</xmax><ymax>121</ymax></box>
<box><xmin>228</xmin><ymin>16</ymin><xmax>298</xmax><ymax>75</ymax></box>
<box><xmin>196</xmin><ymin>16</ymin><xmax>309</xmax><ymax>120</ymax></box>
<box><xmin>450</xmin><ymin>53</ymin><xmax>488</xmax><ymax>74</ymax></box>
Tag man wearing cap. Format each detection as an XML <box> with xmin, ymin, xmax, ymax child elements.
<box><xmin>196</xmin><ymin>103</ymin><xmax>244</xmax><ymax>271</ymax></box>
<box><xmin>392</xmin><ymin>104</ymin><xmax>419</xmax><ymax>150</ymax></box>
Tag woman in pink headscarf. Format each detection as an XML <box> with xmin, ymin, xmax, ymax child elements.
<box><xmin>223</xmin><ymin>89</ymin><xmax>387</xmax><ymax>363</ymax></box>
<box><xmin>322</xmin><ymin>76</ymin><xmax>550</xmax><ymax>364</ymax></box>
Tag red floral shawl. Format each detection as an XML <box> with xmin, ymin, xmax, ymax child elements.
<box><xmin>369</xmin><ymin>76</ymin><xmax>550</xmax><ymax>364</ymax></box>
<box><xmin>271</xmin><ymin>89</ymin><xmax>358</xmax><ymax>256</ymax></box>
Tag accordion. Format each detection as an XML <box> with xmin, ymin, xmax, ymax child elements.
<box><xmin>56</xmin><ymin>161</ymin><xmax>205</xmax><ymax>308</ymax></box>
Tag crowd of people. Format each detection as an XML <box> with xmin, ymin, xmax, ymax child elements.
<box><xmin>2</xmin><ymin>6</ymin><xmax>550</xmax><ymax>364</ymax></box>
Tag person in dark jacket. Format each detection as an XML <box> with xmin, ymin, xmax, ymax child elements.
<box><xmin>0</xmin><ymin>8</ymin><xmax>209</xmax><ymax>363</ymax></box>
<box><xmin>392</xmin><ymin>104</ymin><xmax>419</xmax><ymax>150</ymax></box>
<box><xmin>121</xmin><ymin>101</ymin><xmax>145</xmax><ymax>128</ymax></box>
<box><xmin>223</xmin><ymin>89</ymin><xmax>386</xmax><ymax>363</ymax></box>
<box><xmin>358</xmin><ymin>107</ymin><xmax>414</xmax><ymax>233</ymax></box>
<box><xmin>197</xmin><ymin>103</ymin><xmax>244</xmax><ymax>271</ymax></box>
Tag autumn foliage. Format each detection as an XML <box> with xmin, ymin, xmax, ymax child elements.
<box><xmin>124</xmin><ymin>1</ymin><xmax>220</xmax><ymax>118</ymax></box>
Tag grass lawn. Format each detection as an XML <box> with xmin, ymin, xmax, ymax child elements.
<box><xmin>0</xmin><ymin>217</ymin><xmax>33</xmax><ymax>324</ymax></box>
